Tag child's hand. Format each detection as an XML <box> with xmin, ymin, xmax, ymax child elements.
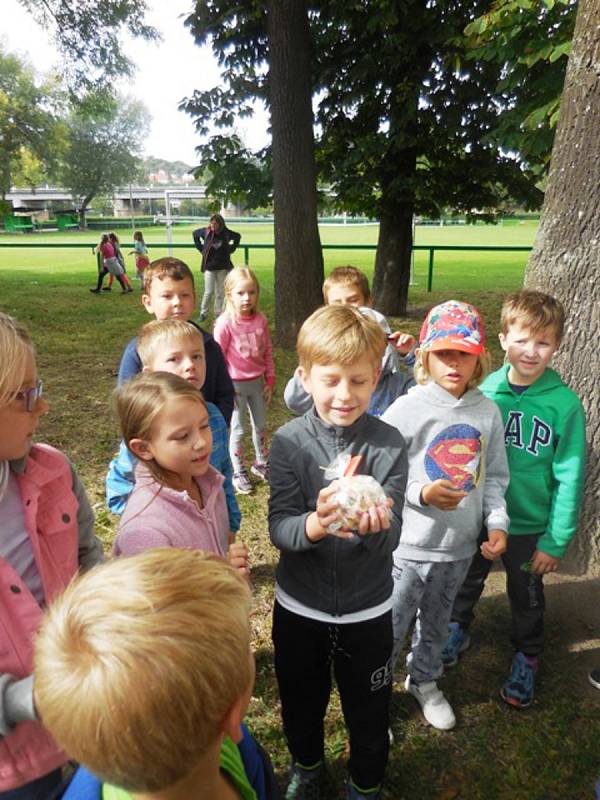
<box><xmin>356</xmin><ymin>497</ymin><xmax>394</xmax><ymax>535</ymax></box>
<box><xmin>480</xmin><ymin>529</ymin><xmax>507</xmax><ymax>561</ymax></box>
<box><xmin>227</xmin><ymin>540</ymin><xmax>250</xmax><ymax>578</ymax></box>
<box><xmin>421</xmin><ymin>480</ymin><xmax>467</xmax><ymax>510</ymax></box>
<box><xmin>530</xmin><ymin>550</ymin><xmax>560</xmax><ymax>575</ymax></box>
<box><xmin>388</xmin><ymin>331</ymin><xmax>416</xmax><ymax>356</ymax></box>
<box><xmin>306</xmin><ymin>482</ymin><xmax>353</xmax><ymax>542</ymax></box>
<box><xmin>263</xmin><ymin>384</ymin><xmax>273</xmax><ymax>403</ymax></box>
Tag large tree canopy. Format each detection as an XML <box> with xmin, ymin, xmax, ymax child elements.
<box><xmin>17</xmin><ymin>0</ymin><xmax>159</xmax><ymax>92</ymax></box>
<box><xmin>182</xmin><ymin>0</ymin><xmax>553</xmax><ymax>321</ymax></box>
<box><xmin>463</xmin><ymin>0</ymin><xmax>576</xmax><ymax>176</ymax></box>
<box><xmin>60</xmin><ymin>92</ymin><xmax>149</xmax><ymax>226</ymax></box>
<box><xmin>0</xmin><ymin>49</ymin><xmax>62</xmax><ymax>198</ymax></box>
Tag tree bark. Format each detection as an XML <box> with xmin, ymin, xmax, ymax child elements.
<box><xmin>372</xmin><ymin>201</ymin><xmax>414</xmax><ymax>317</ymax></box>
<box><xmin>266</xmin><ymin>0</ymin><xmax>324</xmax><ymax>348</ymax></box>
<box><xmin>525</xmin><ymin>0</ymin><xmax>600</xmax><ymax>574</ymax></box>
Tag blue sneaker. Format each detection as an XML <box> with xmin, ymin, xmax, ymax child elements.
<box><xmin>442</xmin><ymin>622</ymin><xmax>471</xmax><ymax>667</ymax></box>
<box><xmin>285</xmin><ymin>762</ymin><xmax>325</xmax><ymax>800</ymax></box>
<box><xmin>500</xmin><ymin>651</ymin><xmax>538</xmax><ymax>709</ymax></box>
<box><xmin>346</xmin><ymin>779</ymin><xmax>382</xmax><ymax>800</ymax></box>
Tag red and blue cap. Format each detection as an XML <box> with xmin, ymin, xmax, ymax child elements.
<box><xmin>419</xmin><ymin>300</ymin><xmax>485</xmax><ymax>355</ymax></box>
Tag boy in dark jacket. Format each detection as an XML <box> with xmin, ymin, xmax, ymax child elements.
<box><xmin>269</xmin><ymin>305</ymin><xmax>408</xmax><ymax>800</ymax></box>
<box><xmin>193</xmin><ymin>213</ymin><xmax>241</xmax><ymax>322</ymax></box>
<box><xmin>116</xmin><ymin>257</ymin><xmax>234</xmax><ymax>426</ymax></box>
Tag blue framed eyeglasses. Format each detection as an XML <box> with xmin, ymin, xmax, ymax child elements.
<box><xmin>15</xmin><ymin>379</ymin><xmax>44</xmax><ymax>411</ymax></box>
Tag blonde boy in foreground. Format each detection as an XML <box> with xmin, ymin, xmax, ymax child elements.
<box><xmin>34</xmin><ymin>548</ymin><xmax>278</xmax><ymax>800</ymax></box>
<box><xmin>269</xmin><ymin>305</ymin><xmax>408</xmax><ymax>800</ymax></box>
<box><xmin>442</xmin><ymin>290</ymin><xmax>586</xmax><ymax>709</ymax></box>
<box><xmin>284</xmin><ymin>266</ymin><xmax>416</xmax><ymax>418</ymax></box>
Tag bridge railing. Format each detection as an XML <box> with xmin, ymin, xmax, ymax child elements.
<box><xmin>0</xmin><ymin>241</ymin><xmax>533</xmax><ymax>292</ymax></box>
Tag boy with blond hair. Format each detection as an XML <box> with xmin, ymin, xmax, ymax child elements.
<box><xmin>443</xmin><ymin>290</ymin><xmax>586</xmax><ymax>709</ymax></box>
<box><xmin>34</xmin><ymin>548</ymin><xmax>277</xmax><ymax>800</ymax></box>
<box><xmin>117</xmin><ymin>257</ymin><xmax>234</xmax><ymax>425</ymax></box>
<box><xmin>106</xmin><ymin>319</ymin><xmax>240</xmax><ymax>537</ymax></box>
<box><xmin>284</xmin><ymin>265</ymin><xmax>415</xmax><ymax>417</ymax></box>
<box><xmin>269</xmin><ymin>305</ymin><xmax>408</xmax><ymax>800</ymax></box>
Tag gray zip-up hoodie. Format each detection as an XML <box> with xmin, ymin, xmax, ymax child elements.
<box><xmin>269</xmin><ymin>408</ymin><xmax>408</xmax><ymax>615</ymax></box>
<box><xmin>382</xmin><ymin>382</ymin><xmax>509</xmax><ymax>563</ymax></box>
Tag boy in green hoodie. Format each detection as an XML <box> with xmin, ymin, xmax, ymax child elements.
<box><xmin>442</xmin><ymin>290</ymin><xmax>586</xmax><ymax>708</ymax></box>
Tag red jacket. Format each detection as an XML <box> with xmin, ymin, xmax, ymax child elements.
<box><xmin>0</xmin><ymin>444</ymin><xmax>101</xmax><ymax>791</ymax></box>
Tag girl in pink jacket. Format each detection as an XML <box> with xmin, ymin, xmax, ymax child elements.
<box><xmin>0</xmin><ymin>313</ymin><xmax>103</xmax><ymax>799</ymax></box>
<box><xmin>113</xmin><ymin>372</ymin><xmax>248</xmax><ymax>576</ymax></box>
<box><xmin>213</xmin><ymin>267</ymin><xmax>275</xmax><ymax>496</ymax></box>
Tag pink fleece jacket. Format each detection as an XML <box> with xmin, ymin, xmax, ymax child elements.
<box><xmin>114</xmin><ymin>464</ymin><xmax>229</xmax><ymax>557</ymax></box>
<box><xmin>213</xmin><ymin>312</ymin><xmax>275</xmax><ymax>386</ymax></box>
<box><xmin>0</xmin><ymin>445</ymin><xmax>85</xmax><ymax>791</ymax></box>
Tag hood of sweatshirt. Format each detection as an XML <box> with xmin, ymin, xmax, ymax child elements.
<box><xmin>482</xmin><ymin>364</ymin><xmax>565</xmax><ymax>397</ymax></box>
<box><xmin>405</xmin><ymin>380</ymin><xmax>486</xmax><ymax>409</ymax></box>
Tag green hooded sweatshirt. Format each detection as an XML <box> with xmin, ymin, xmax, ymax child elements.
<box><xmin>480</xmin><ymin>365</ymin><xmax>586</xmax><ymax>558</ymax></box>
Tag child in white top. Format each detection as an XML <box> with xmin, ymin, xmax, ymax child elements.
<box><xmin>129</xmin><ymin>230</ymin><xmax>150</xmax><ymax>287</ymax></box>
<box><xmin>382</xmin><ymin>300</ymin><xmax>510</xmax><ymax>731</ymax></box>
<box><xmin>113</xmin><ymin>371</ymin><xmax>248</xmax><ymax>576</ymax></box>
<box><xmin>213</xmin><ymin>267</ymin><xmax>275</xmax><ymax>495</ymax></box>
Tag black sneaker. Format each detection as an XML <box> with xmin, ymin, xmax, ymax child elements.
<box><xmin>89</xmin><ymin>288</ymin><xmax>101</xmax><ymax>293</ymax></box>
<box><xmin>285</xmin><ymin>762</ymin><xmax>325</xmax><ymax>800</ymax></box>
<box><xmin>102</xmin><ymin>287</ymin><xmax>112</xmax><ymax>291</ymax></box>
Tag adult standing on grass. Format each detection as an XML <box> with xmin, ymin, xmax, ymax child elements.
<box><xmin>193</xmin><ymin>213</ymin><xmax>241</xmax><ymax>322</ymax></box>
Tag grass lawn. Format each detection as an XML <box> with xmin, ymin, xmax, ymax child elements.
<box><xmin>1</xmin><ymin>220</ymin><xmax>598</xmax><ymax>799</ymax></box>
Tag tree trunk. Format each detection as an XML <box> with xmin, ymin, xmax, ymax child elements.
<box><xmin>266</xmin><ymin>0</ymin><xmax>324</xmax><ymax>349</ymax></box>
<box><xmin>372</xmin><ymin>201</ymin><xmax>414</xmax><ymax>316</ymax></box>
<box><xmin>525</xmin><ymin>0</ymin><xmax>600</xmax><ymax>574</ymax></box>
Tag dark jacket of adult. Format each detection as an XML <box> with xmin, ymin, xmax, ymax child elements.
<box><xmin>192</xmin><ymin>224</ymin><xmax>241</xmax><ymax>272</ymax></box>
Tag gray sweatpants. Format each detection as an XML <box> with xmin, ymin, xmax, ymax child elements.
<box><xmin>200</xmin><ymin>269</ymin><xmax>227</xmax><ymax>316</ymax></box>
<box><xmin>230</xmin><ymin>377</ymin><xmax>268</xmax><ymax>472</ymax></box>
<box><xmin>391</xmin><ymin>556</ymin><xmax>472</xmax><ymax>684</ymax></box>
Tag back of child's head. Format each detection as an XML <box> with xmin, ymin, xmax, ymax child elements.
<box><xmin>143</xmin><ymin>257</ymin><xmax>195</xmax><ymax>296</ymax></box>
<box><xmin>297</xmin><ymin>305</ymin><xmax>386</xmax><ymax>371</ymax></box>
<box><xmin>133</xmin><ymin>230</ymin><xmax>144</xmax><ymax>242</ymax></box>
<box><xmin>223</xmin><ymin>266</ymin><xmax>260</xmax><ymax>318</ymax></box>
<box><xmin>322</xmin><ymin>265</ymin><xmax>371</xmax><ymax>305</ymax></box>
<box><xmin>99</xmin><ymin>232</ymin><xmax>109</xmax><ymax>245</ymax></box>
<box><xmin>34</xmin><ymin>547</ymin><xmax>253</xmax><ymax>793</ymax></box>
<box><xmin>116</xmin><ymin>371</ymin><xmax>206</xmax><ymax>482</ymax></box>
<box><xmin>137</xmin><ymin>319</ymin><xmax>203</xmax><ymax>368</ymax></box>
<box><xmin>108</xmin><ymin>231</ymin><xmax>120</xmax><ymax>244</ymax></box>
<box><xmin>0</xmin><ymin>312</ymin><xmax>35</xmax><ymax>407</ymax></box>
<box><xmin>415</xmin><ymin>299</ymin><xmax>489</xmax><ymax>388</ymax></box>
<box><xmin>500</xmin><ymin>289</ymin><xmax>565</xmax><ymax>341</ymax></box>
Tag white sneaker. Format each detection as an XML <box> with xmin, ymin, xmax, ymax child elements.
<box><xmin>405</xmin><ymin>676</ymin><xmax>456</xmax><ymax>730</ymax></box>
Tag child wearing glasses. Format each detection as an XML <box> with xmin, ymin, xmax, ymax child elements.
<box><xmin>0</xmin><ymin>312</ymin><xmax>103</xmax><ymax>800</ymax></box>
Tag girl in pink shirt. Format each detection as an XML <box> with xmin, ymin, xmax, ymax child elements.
<box><xmin>90</xmin><ymin>232</ymin><xmax>130</xmax><ymax>294</ymax></box>
<box><xmin>213</xmin><ymin>268</ymin><xmax>275</xmax><ymax>495</ymax></box>
<box><xmin>114</xmin><ymin>372</ymin><xmax>248</xmax><ymax>575</ymax></box>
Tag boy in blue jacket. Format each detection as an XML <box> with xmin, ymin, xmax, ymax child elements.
<box><xmin>34</xmin><ymin>548</ymin><xmax>279</xmax><ymax>800</ymax></box>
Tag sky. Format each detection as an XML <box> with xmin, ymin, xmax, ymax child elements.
<box><xmin>2</xmin><ymin>0</ymin><xmax>270</xmax><ymax>166</ymax></box>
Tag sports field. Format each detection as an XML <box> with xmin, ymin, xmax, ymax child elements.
<box><xmin>4</xmin><ymin>219</ymin><xmax>598</xmax><ymax>799</ymax></box>
<box><xmin>0</xmin><ymin>219</ymin><xmax>537</xmax><ymax>298</ymax></box>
